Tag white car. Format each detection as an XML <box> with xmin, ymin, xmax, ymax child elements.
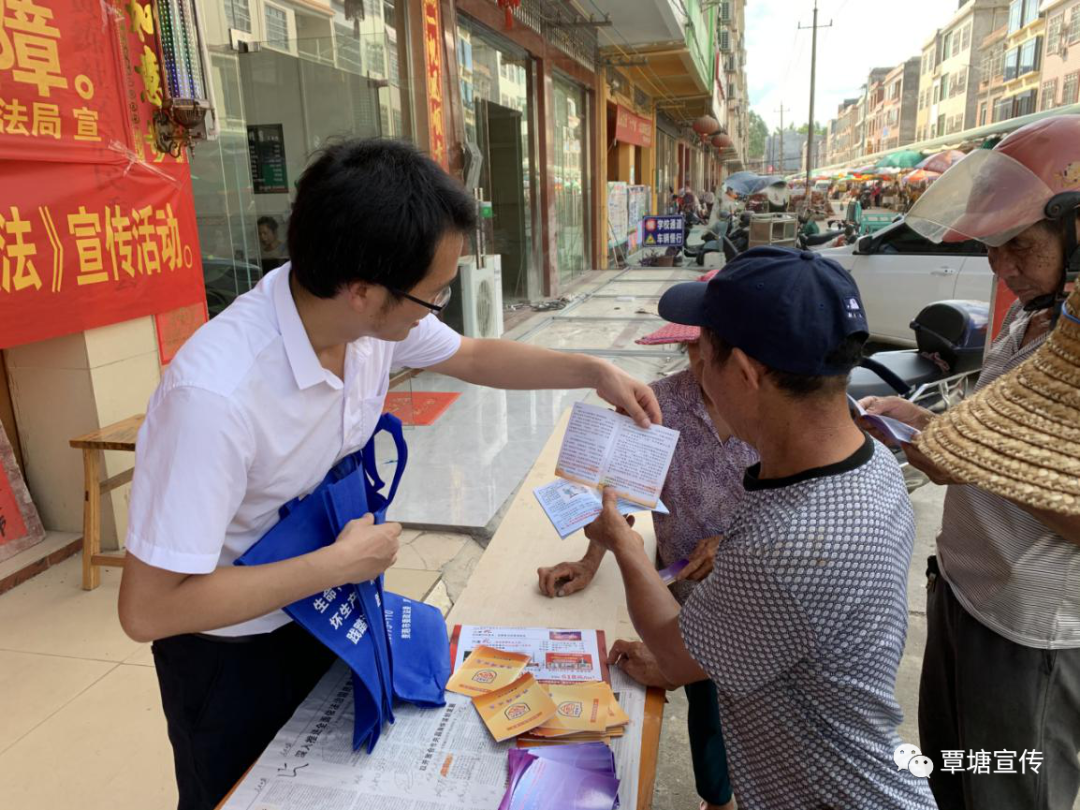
<box><xmin>819</xmin><ymin>218</ymin><xmax>994</xmax><ymax>347</ymax></box>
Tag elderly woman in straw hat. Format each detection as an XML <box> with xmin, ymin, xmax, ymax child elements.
<box><xmin>862</xmin><ymin>114</ymin><xmax>1080</xmax><ymax>810</ymax></box>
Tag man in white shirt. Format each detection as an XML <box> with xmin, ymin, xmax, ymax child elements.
<box><xmin>118</xmin><ymin>139</ymin><xmax>660</xmax><ymax>810</ymax></box>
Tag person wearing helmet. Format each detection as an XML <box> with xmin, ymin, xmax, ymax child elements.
<box><xmin>860</xmin><ymin>115</ymin><xmax>1080</xmax><ymax>810</ymax></box>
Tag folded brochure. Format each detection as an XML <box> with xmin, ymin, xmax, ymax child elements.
<box><xmin>446</xmin><ymin>644</ymin><xmax>530</xmax><ymax>697</ymax></box>
<box><xmin>553</xmin><ymin>402</ymin><xmax>680</xmax><ymax>509</ymax></box>
<box><xmin>848</xmin><ymin>395</ymin><xmax>920</xmax><ymax>444</ymax></box>
<box><xmin>533</xmin><ymin>480</ymin><xmax>669</xmax><ymax>539</ymax></box>
<box><xmin>473</xmin><ymin>673</ymin><xmax>558</xmax><ymax>742</ymax></box>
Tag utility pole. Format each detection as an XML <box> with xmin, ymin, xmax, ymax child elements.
<box><xmin>799</xmin><ymin>1</ymin><xmax>832</xmax><ymax>210</ymax></box>
<box><xmin>775</xmin><ymin>105</ymin><xmax>788</xmax><ymax>174</ymax></box>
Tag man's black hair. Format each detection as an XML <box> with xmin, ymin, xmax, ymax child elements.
<box><xmin>703</xmin><ymin>328</ymin><xmax>866</xmax><ymax>398</ymax></box>
<box><xmin>288</xmin><ymin>139</ymin><xmax>477</xmax><ymax>299</ymax></box>
<box><xmin>257</xmin><ymin>216</ymin><xmax>279</xmax><ymax>233</ymax></box>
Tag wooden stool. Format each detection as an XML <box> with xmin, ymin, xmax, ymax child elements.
<box><xmin>69</xmin><ymin>415</ymin><xmax>145</xmax><ymax>590</ymax></box>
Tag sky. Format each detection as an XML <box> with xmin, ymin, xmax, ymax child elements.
<box><xmin>746</xmin><ymin>0</ymin><xmax>967</xmax><ymax>132</ymax></box>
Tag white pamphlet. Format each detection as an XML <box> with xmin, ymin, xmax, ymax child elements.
<box><xmin>554</xmin><ymin>402</ymin><xmax>680</xmax><ymax>509</ymax></box>
<box><xmin>848</xmin><ymin>395</ymin><xmax>920</xmax><ymax>444</ymax></box>
<box><xmin>533</xmin><ymin>479</ymin><xmax>669</xmax><ymax>539</ymax></box>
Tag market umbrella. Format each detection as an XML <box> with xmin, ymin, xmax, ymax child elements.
<box><xmin>876</xmin><ymin>150</ymin><xmax>924</xmax><ymax>169</ymax></box>
<box><xmin>916</xmin><ymin>149</ymin><xmax>967</xmax><ymax>174</ymax></box>
<box><xmin>902</xmin><ymin>169</ymin><xmax>941</xmax><ymax>186</ymax></box>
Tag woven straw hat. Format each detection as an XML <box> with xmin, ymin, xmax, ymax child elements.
<box><xmin>914</xmin><ymin>285</ymin><xmax>1080</xmax><ymax>515</ymax></box>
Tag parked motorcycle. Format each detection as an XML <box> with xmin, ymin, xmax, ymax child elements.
<box><xmin>849</xmin><ymin>299</ymin><xmax>987</xmax><ymax>413</ymax></box>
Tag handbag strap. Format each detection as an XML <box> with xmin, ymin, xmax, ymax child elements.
<box><xmin>361</xmin><ymin>413</ymin><xmax>408</xmax><ymax>512</ymax></box>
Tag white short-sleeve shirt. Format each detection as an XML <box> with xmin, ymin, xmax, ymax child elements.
<box><xmin>125</xmin><ymin>264</ymin><xmax>461</xmax><ymax>636</ymax></box>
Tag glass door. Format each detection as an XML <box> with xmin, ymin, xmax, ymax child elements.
<box><xmin>553</xmin><ymin>74</ymin><xmax>589</xmax><ymax>285</ymax></box>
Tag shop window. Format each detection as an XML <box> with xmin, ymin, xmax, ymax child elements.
<box><xmin>1004</xmin><ymin>47</ymin><xmax>1020</xmax><ymax>81</ymax></box>
<box><xmin>225</xmin><ymin>0</ymin><xmax>251</xmax><ymax>33</ymax></box>
<box><xmin>335</xmin><ymin>24</ymin><xmax>362</xmax><ymax>75</ymax></box>
<box><xmin>1008</xmin><ymin>0</ymin><xmax>1023</xmax><ymax>33</ymax></box>
<box><xmin>1063</xmin><ymin>71</ymin><xmax>1080</xmax><ymax>105</ymax></box>
<box><xmin>1048</xmin><ymin>13</ymin><xmax>1064</xmax><ymax>56</ymax></box>
<box><xmin>1041</xmin><ymin>80</ymin><xmax>1058</xmax><ymax>110</ymax></box>
<box><xmin>1018</xmin><ymin>37</ymin><xmax>1041</xmax><ymax>78</ymax></box>
<box><xmin>1021</xmin><ymin>0</ymin><xmax>1039</xmax><ymax>28</ymax></box>
<box><xmin>1014</xmin><ymin>89</ymin><xmax>1037</xmax><ymax>117</ymax></box>
<box><xmin>264</xmin><ymin>5</ymin><xmax>291</xmax><ymax>52</ymax></box>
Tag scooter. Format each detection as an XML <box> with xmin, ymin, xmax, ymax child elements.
<box><xmin>849</xmin><ymin>299</ymin><xmax>988</xmax><ymax>413</ymax></box>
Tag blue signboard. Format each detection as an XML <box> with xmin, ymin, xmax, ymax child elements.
<box><xmin>641</xmin><ymin>215</ymin><xmax>685</xmax><ymax>248</ymax></box>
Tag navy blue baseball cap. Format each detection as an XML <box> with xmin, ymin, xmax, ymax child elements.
<box><xmin>658</xmin><ymin>247</ymin><xmax>869</xmax><ymax>376</ymax></box>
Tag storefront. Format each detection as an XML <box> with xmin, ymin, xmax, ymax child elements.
<box><xmin>455</xmin><ymin>15</ymin><xmax>540</xmax><ymax>303</ymax></box>
<box><xmin>0</xmin><ymin>0</ymin><xmax>210</xmax><ymax>557</ymax></box>
<box><xmin>655</xmin><ymin>115</ymin><xmax>680</xmax><ymax>210</ymax></box>
<box><xmin>552</xmin><ymin>74</ymin><xmax>590</xmax><ymax>286</ymax></box>
<box><xmin>445</xmin><ymin>0</ymin><xmax>602</xmax><ymax>296</ymax></box>
<box><xmin>193</xmin><ymin>0</ymin><xmax>412</xmax><ymax>315</ymax></box>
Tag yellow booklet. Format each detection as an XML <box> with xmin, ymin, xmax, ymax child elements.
<box><xmin>598</xmin><ymin>682</ymin><xmax>630</xmax><ymax>728</ymax></box>
<box><xmin>473</xmin><ymin>674</ymin><xmax>558</xmax><ymax>742</ymax></box>
<box><xmin>446</xmin><ymin>644</ymin><xmax>531</xmax><ymax>697</ymax></box>
<box><xmin>536</xmin><ymin>682</ymin><xmax>609</xmax><ymax>736</ymax></box>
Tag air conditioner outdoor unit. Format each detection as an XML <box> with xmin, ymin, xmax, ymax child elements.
<box><xmin>459</xmin><ymin>255</ymin><xmax>504</xmax><ymax>339</ymax></box>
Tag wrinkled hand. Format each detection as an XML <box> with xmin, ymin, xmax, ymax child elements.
<box><xmin>903</xmin><ymin>441</ymin><xmax>964</xmax><ymax>487</ymax></box>
<box><xmin>595</xmin><ymin>362</ymin><xmax>662</xmax><ymax>428</ymax></box>
<box><xmin>676</xmin><ymin>535</ymin><xmax>721</xmax><ymax>583</ymax></box>
<box><xmin>538</xmin><ymin>558</ymin><xmax>598</xmax><ymax>598</ymax></box>
<box><xmin>858</xmin><ymin>396</ymin><xmax>934</xmax><ymax>430</ymax></box>
<box><xmin>608</xmin><ymin>640</ymin><xmax>677</xmax><ymax>690</ymax></box>
<box><xmin>856</xmin><ymin>396</ymin><xmax>935</xmax><ymax>449</ymax></box>
<box><xmin>584</xmin><ymin>489</ymin><xmax>641</xmax><ymax>554</ymax></box>
<box><xmin>330</xmin><ymin>514</ymin><xmax>401</xmax><ymax>583</ymax></box>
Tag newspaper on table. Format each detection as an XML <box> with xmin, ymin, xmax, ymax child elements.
<box><xmin>553</xmin><ymin>402</ymin><xmax>680</xmax><ymax>510</ymax></box>
<box><xmin>451</xmin><ymin>625</ymin><xmax>606</xmax><ymax>684</ymax></box>
<box><xmin>533</xmin><ymin>479</ymin><xmax>669</xmax><ymax>540</ymax></box>
<box><xmin>222</xmin><ymin>660</ymin><xmax>510</xmax><ymax>810</ymax></box>
<box><xmin>609</xmin><ymin>665</ymin><xmax>646</xmax><ymax>810</ymax></box>
<box><xmin>221</xmin><ymin>658</ymin><xmax>649</xmax><ymax>810</ymax></box>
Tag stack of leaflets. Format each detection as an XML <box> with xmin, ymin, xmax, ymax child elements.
<box><xmin>446</xmin><ymin>627</ymin><xmax>630</xmax><ymax>747</ymax></box>
<box><xmin>499</xmin><ymin>743</ymin><xmax>621</xmax><ymax>810</ymax></box>
<box><xmin>520</xmin><ymin>681</ymin><xmax>629</xmax><ymax>745</ymax></box>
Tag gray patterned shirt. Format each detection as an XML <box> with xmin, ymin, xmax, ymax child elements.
<box><xmin>937</xmin><ymin>302</ymin><xmax>1080</xmax><ymax>649</ymax></box>
<box><xmin>680</xmin><ymin>437</ymin><xmax>936</xmax><ymax>810</ymax></box>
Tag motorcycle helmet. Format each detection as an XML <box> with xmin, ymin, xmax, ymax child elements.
<box><xmin>906</xmin><ymin>115</ymin><xmax>1080</xmax><ymax>314</ymax></box>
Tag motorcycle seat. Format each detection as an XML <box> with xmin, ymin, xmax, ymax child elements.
<box><xmin>847</xmin><ymin>351</ymin><xmax>942</xmax><ymax>400</ymax></box>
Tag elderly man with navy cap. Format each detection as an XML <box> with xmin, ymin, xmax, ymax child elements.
<box><xmin>588</xmin><ymin>247</ymin><xmax>935</xmax><ymax>810</ymax></box>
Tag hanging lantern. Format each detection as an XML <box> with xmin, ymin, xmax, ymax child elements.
<box><xmin>692</xmin><ymin>115</ymin><xmax>719</xmax><ymax>135</ymax></box>
<box><xmin>713</xmin><ymin>133</ymin><xmax>734</xmax><ymax>149</ymax></box>
<box><xmin>497</xmin><ymin>0</ymin><xmax>521</xmax><ymax>29</ymax></box>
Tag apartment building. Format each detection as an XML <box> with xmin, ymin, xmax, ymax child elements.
<box><xmin>916</xmin><ymin>0</ymin><xmax>1010</xmax><ymax>140</ymax></box>
<box><xmin>1038</xmin><ymin>0</ymin><xmax>1080</xmax><ymax>110</ymax></box>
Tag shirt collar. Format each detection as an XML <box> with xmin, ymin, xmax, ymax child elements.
<box><xmin>271</xmin><ymin>263</ymin><xmax>338</xmax><ymax>391</ymax></box>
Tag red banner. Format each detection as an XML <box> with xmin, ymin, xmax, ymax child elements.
<box><xmin>0</xmin><ymin>0</ymin><xmax>205</xmax><ymax>349</ymax></box>
<box><xmin>421</xmin><ymin>0</ymin><xmax>449</xmax><ymax>171</ymax></box>
<box><xmin>615</xmin><ymin>104</ymin><xmax>653</xmax><ymax>148</ymax></box>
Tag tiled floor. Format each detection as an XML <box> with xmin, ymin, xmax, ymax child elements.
<box><xmin>0</xmin><ymin>529</ymin><xmax>477</xmax><ymax>810</ymax></box>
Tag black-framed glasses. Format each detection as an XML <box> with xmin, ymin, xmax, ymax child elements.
<box><xmin>387</xmin><ymin>285</ymin><xmax>452</xmax><ymax>313</ymax></box>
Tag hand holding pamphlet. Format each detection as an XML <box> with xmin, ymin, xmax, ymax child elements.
<box><xmin>554</xmin><ymin>403</ymin><xmax>680</xmax><ymax>509</ymax></box>
<box><xmin>848</xmin><ymin>395</ymin><xmax>920</xmax><ymax>444</ymax></box>
<box><xmin>533</xmin><ymin>403</ymin><xmax>679</xmax><ymax>538</ymax></box>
